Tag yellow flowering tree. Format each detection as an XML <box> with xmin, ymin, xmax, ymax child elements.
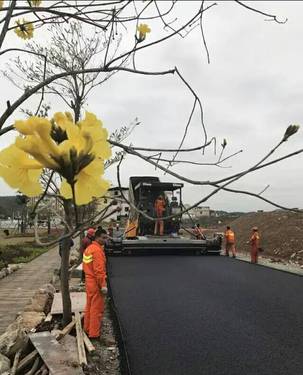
<box><xmin>0</xmin><ymin>111</ymin><xmax>112</xmax><ymax>323</ymax></box>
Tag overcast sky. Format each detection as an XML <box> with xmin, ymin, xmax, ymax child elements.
<box><xmin>0</xmin><ymin>1</ymin><xmax>302</xmax><ymax>212</ymax></box>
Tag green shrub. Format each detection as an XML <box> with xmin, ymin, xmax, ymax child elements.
<box><xmin>0</xmin><ymin>243</ymin><xmax>48</xmax><ymax>264</ymax></box>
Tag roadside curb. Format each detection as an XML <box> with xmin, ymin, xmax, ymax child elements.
<box><xmin>225</xmin><ymin>253</ymin><xmax>303</xmax><ymax>277</ymax></box>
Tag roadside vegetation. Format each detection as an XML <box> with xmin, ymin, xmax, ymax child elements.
<box><xmin>0</xmin><ymin>240</ymin><xmax>49</xmax><ymax>269</ymax></box>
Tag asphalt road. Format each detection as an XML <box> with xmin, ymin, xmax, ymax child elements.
<box><xmin>108</xmin><ymin>255</ymin><xmax>303</xmax><ymax>375</ymax></box>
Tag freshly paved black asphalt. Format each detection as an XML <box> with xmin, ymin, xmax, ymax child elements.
<box><xmin>108</xmin><ymin>256</ymin><xmax>303</xmax><ymax>375</ymax></box>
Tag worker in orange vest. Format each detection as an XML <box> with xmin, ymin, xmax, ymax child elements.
<box><xmin>224</xmin><ymin>226</ymin><xmax>236</xmax><ymax>258</ymax></box>
<box><xmin>154</xmin><ymin>195</ymin><xmax>166</xmax><ymax>235</ymax></box>
<box><xmin>250</xmin><ymin>227</ymin><xmax>260</xmax><ymax>264</ymax></box>
<box><xmin>83</xmin><ymin>228</ymin><xmax>108</xmax><ymax>339</ymax></box>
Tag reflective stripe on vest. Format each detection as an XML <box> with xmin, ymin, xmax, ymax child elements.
<box><xmin>83</xmin><ymin>254</ymin><xmax>93</xmax><ymax>264</ymax></box>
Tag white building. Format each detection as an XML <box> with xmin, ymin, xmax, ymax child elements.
<box><xmin>187</xmin><ymin>205</ymin><xmax>211</xmax><ymax>219</ymax></box>
<box><xmin>101</xmin><ymin>187</ymin><xmax>130</xmax><ymax>223</ymax></box>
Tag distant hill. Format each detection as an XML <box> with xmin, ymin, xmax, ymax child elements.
<box><xmin>223</xmin><ymin>211</ymin><xmax>303</xmax><ymax>264</ymax></box>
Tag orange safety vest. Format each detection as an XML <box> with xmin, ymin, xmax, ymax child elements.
<box><xmin>225</xmin><ymin>229</ymin><xmax>235</xmax><ymax>244</ymax></box>
<box><xmin>82</xmin><ymin>241</ymin><xmax>107</xmax><ymax>288</ymax></box>
<box><xmin>154</xmin><ymin>198</ymin><xmax>166</xmax><ymax>214</ymax></box>
<box><xmin>250</xmin><ymin>233</ymin><xmax>260</xmax><ymax>248</ymax></box>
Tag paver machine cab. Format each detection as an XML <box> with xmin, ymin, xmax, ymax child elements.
<box><xmin>106</xmin><ymin>176</ymin><xmax>222</xmax><ymax>255</ymax></box>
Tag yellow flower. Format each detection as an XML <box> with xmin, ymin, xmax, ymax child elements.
<box><xmin>137</xmin><ymin>23</ymin><xmax>151</xmax><ymax>41</ymax></box>
<box><xmin>14</xmin><ymin>19</ymin><xmax>34</xmax><ymax>40</ymax></box>
<box><xmin>50</xmin><ymin>111</ymin><xmax>111</xmax><ymax>205</ymax></box>
<box><xmin>3</xmin><ymin>112</ymin><xmax>111</xmax><ymax>205</ymax></box>
<box><xmin>77</xmin><ymin>112</ymin><xmax>112</xmax><ymax>160</ymax></box>
<box><xmin>0</xmin><ymin>144</ymin><xmax>43</xmax><ymax>197</ymax></box>
<box><xmin>60</xmin><ymin>159</ymin><xmax>110</xmax><ymax>205</ymax></box>
<box><xmin>29</xmin><ymin>0</ymin><xmax>42</xmax><ymax>6</ymax></box>
<box><xmin>15</xmin><ymin>117</ymin><xmax>60</xmax><ymax>169</ymax></box>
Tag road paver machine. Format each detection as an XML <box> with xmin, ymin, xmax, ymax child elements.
<box><xmin>106</xmin><ymin>176</ymin><xmax>222</xmax><ymax>255</ymax></box>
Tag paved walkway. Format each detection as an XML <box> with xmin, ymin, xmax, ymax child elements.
<box><xmin>0</xmin><ymin>246</ymin><xmax>60</xmax><ymax>335</ymax></box>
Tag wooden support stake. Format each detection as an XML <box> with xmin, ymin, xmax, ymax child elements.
<box><xmin>83</xmin><ymin>331</ymin><xmax>95</xmax><ymax>353</ymax></box>
<box><xmin>34</xmin><ymin>364</ymin><xmax>48</xmax><ymax>375</ymax></box>
<box><xmin>55</xmin><ymin>318</ymin><xmax>75</xmax><ymax>341</ymax></box>
<box><xmin>11</xmin><ymin>349</ymin><xmax>22</xmax><ymax>375</ymax></box>
<box><xmin>75</xmin><ymin>311</ymin><xmax>87</xmax><ymax>366</ymax></box>
<box><xmin>16</xmin><ymin>350</ymin><xmax>38</xmax><ymax>374</ymax></box>
<box><xmin>25</xmin><ymin>357</ymin><xmax>40</xmax><ymax>375</ymax></box>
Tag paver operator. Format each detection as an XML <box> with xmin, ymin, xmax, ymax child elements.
<box><xmin>154</xmin><ymin>195</ymin><xmax>166</xmax><ymax>235</ymax></box>
<box><xmin>82</xmin><ymin>228</ymin><xmax>108</xmax><ymax>339</ymax></box>
<box><xmin>250</xmin><ymin>227</ymin><xmax>260</xmax><ymax>264</ymax></box>
<box><xmin>224</xmin><ymin>226</ymin><xmax>236</xmax><ymax>258</ymax></box>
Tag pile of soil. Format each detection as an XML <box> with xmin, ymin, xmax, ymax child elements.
<box><xmin>223</xmin><ymin>211</ymin><xmax>303</xmax><ymax>265</ymax></box>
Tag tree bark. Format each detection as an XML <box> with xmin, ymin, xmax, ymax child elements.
<box><xmin>61</xmin><ymin>200</ymin><xmax>73</xmax><ymax>326</ymax></box>
<box><xmin>47</xmin><ymin>214</ymin><xmax>51</xmax><ymax>236</ymax></box>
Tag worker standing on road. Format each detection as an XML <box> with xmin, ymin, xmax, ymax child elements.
<box><xmin>250</xmin><ymin>227</ymin><xmax>260</xmax><ymax>264</ymax></box>
<box><xmin>154</xmin><ymin>195</ymin><xmax>166</xmax><ymax>235</ymax></box>
<box><xmin>224</xmin><ymin>226</ymin><xmax>236</xmax><ymax>258</ymax></box>
<box><xmin>83</xmin><ymin>228</ymin><xmax>108</xmax><ymax>339</ymax></box>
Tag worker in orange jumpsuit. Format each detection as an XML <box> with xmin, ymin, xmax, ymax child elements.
<box><xmin>83</xmin><ymin>228</ymin><xmax>108</xmax><ymax>339</ymax></box>
<box><xmin>154</xmin><ymin>195</ymin><xmax>166</xmax><ymax>235</ymax></box>
<box><xmin>224</xmin><ymin>226</ymin><xmax>236</xmax><ymax>258</ymax></box>
<box><xmin>250</xmin><ymin>227</ymin><xmax>260</xmax><ymax>264</ymax></box>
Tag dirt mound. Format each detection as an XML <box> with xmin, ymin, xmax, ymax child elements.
<box><xmin>225</xmin><ymin>211</ymin><xmax>303</xmax><ymax>265</ymax></box>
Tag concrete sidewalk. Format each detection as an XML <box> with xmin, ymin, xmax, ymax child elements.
<box><xmin>0</xmin><ymin>246</ymin><xmax>60</xmax><ymax>334</ymax></box>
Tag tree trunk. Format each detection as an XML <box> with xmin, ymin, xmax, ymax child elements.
<box><xmin>21</xmin><ymin>207</ymin><xmax>25</xmax><ymax>234</ymax></box>
<box><xmin>61</xmin><ymin>200</ymin><xmax>73</xmax><ymax>326</ymax></box>
<box><xmin>47</xmin><ymin>214</ymin><xmax>51</xmax><ymax>236</ymax></box>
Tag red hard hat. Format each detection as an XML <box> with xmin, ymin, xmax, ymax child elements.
<box><xmin>87</xmin><ymin>228</ymin><xmax>95</xmax><ymax>236</ymax></box>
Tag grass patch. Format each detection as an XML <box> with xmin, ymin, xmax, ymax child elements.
<box><xmin>0</xmin><ymin>242</ymin><xmax>49</xmax><ymax>269</ymax></box>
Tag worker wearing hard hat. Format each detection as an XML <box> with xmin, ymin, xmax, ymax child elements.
<box><xmin>82</xmin><ymin>228</ymin><xmax>96</xmax><ymax>248</ymax></box>
<box><xmin>224</xmin><ymin>226</ymin><xmax>236</xmax><ymax>258</ymax></box>
<box><xmin>250</xmin><ymin>227</ymin><xmax>260</xmax><ymax>263</ymax></box>
<box><xmin>154</xmin><ymin>195</ymin><xmax>166</xmax><ymax>235</ymax></box>
<box><xmin>83</xmin><ymin>228</ymin><xmax>108</xmax><ymax>339</ymax></box>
